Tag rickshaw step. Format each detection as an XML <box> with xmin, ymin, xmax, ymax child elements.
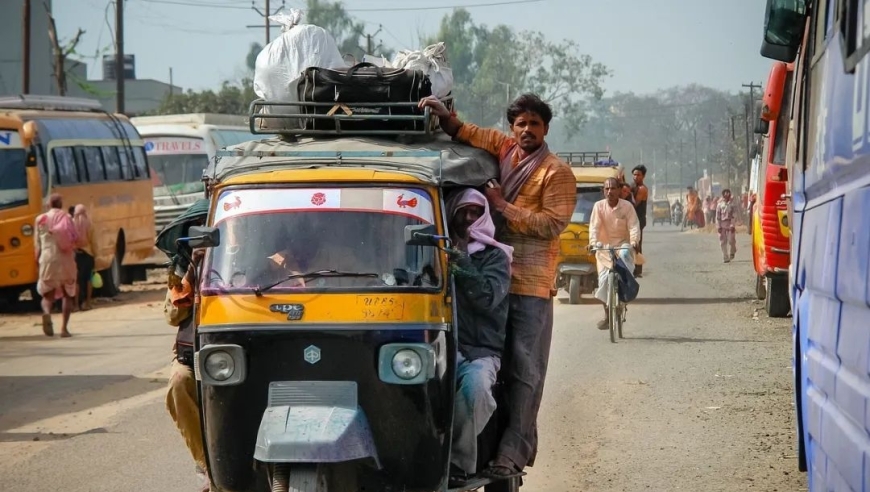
<box><xmin>448</xmin><ymin>472</ymin><xmax>526</xmax><ymax>492</ymax></box>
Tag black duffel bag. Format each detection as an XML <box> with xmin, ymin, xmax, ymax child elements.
<box><xmin>297</xmin><ymin>62</ymin><xmax>433</xmax><ymax>132</ymax></box>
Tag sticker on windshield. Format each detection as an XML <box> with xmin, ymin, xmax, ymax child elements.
<box><xmin>214</xmin><ymin>188</ymin><xmax>434</xmax><ymax>224</ymax></box>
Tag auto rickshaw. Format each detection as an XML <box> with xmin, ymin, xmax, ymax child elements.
<box><xmin>183</xmin><ymin>100</ymin><xmax>523</xmax><ymax>492</ymax></box>
<box><xmin>651</xmin><ymin>199</ymin><xmax>671</xmax><ymax>225</ymax></box>
<box><xmin>554</xmin><ymin>158</ymin><xmax>619</xmax><ymax>304</ymax></box>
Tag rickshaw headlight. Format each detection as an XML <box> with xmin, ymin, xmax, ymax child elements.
<box><xmin>205</xmin><ymin>351</ymin><xmax>235</xmax><ymax>381</ymax></box>
<box><xmin>392</xmin><ymin>350</ymin><xmax>423</xmax><ymax>380</ymax></box>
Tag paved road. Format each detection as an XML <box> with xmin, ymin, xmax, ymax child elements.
<box><xmin>0</xmin><ymin>226</ymin><xmax>805</xmax><ymax>491</ymax></box>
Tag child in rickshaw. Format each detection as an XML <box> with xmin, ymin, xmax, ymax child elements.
<box><xmin>445</xmin><ymin>188</ymin><xmax>513</xmax><ymax>487</ymax></box>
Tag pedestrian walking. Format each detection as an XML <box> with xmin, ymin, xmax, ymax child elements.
<box><xmin>72</xmin><ymin>204</ymin><xmax>96</xmax><ymax>311</ymax></box>
<box><xmin>35</xmin><ymin>193</ymin><xmax>78</xmax><ymax>337</ymax></box>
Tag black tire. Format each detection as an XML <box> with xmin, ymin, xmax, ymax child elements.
<box><xmin>755</xmin><ymin>275</ymin><xmax>767</xmax><ymax>300</ymax></box>
<box><xmin>271</xmin><ymin>464</ymin><xmax>326</xmax><ymax>492</ymax></box>
<box><xmin>98</xmin><ymin>254</ymin><xmax>122</xmax><ymax>298</ymax></box>
<box><xmin>765</xmin><ymin>276</ymin><xmax>790</xmax><ymax>317</ymax></box>
<box><xmin>617</xmin><ymin>304</ymin><xmax>624</xmax><ymax>339</ymax></box>
<box><xmin>609</xmin><ymin>273</ymin><xmax>618</xmax><ymax>344</ymax></box>
<box><xmin>485</xmin><ymin>476</ymin><xmax>521</xmax><ymax>492</ymax></box>
<box><xmin>568</xmin><ymin>276</ymin><xmax>581</xmax><ymax>305</ymax></box>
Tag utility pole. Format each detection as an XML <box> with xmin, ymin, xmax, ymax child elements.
<box><xmin>248</xmin><ymin>0</ymin><xmax>287</xmax><ymax>45</ymax></box>
<box><xmin>116</xmin><ymin>0</ymin><xmax>125</xmax><ymax>114</ymax></box>
<box><xmin>366</xmin><ymin>26</ymin><xmax>383</xmax><ymax>54</ymax></box>
<box><xmin>742</xmin><ymin>82</ymin><xmax>762</xmax><ymax>192</ymax></box>
<box><xmin>679</xmin><ymin>139</ymin><xmax>684</xmax><ymax>192</ymax></box>
<box><xmin>23</xmin><ymin>0</ymin><xmax>31</xmax><ymax>93</ymax></box>
<box><xmin>693</xmin><ymin>128</ymin><xmax>699</xmax><ymax>183</ymax></box>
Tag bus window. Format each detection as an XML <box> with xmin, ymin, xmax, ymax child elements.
<box><xmin>52</xmin><ymin>147</ymin><xmax>79</xmax><ymax>185</ymax></box>
<box><xmin>77</xmin><ymin>146</ymin><xmax>105</xmax><ymax>182</ymax></box>
<box><xmin>131</xmin><ymin>147</ymin><xmax>149</xmax><ymax>180</ymax></box>
<box><xmin>102</xmin><ymin>146</ymin><xmax>123</xmax><ymax>181</ymax></box>
<box><xmin>772</xmin><ymin>72</ymin><xmax>794</xmax><ymax>165</ymax></box>
<box><xmin>0</xmin><ymin>146</ymin><xmax>27</xmax><ymax>210</ymax></box>
<box><xmin>36</xmin><ymin>144</ymin><xmax>48</xmax><ymax>196</ymax></box>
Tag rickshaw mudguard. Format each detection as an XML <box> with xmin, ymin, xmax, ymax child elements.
<box><xmin>253</xmin><ymin>404</ymin><xmax>381</xmax><ymax>467</ymax></box>
<box><xmin>559</xmin><ymin>263</ymin><xmax>596</xmax><ymax>276</ymax></box>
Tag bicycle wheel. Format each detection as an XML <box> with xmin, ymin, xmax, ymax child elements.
<box><xmin>617</xmin><ymin>302</ymin><xmax>625</xmax><ymax>339</ymax></box>
<box><xmin>609</xmin><ymin>272</ymin><xmax>618</xmax><ymax>343</ymax></box>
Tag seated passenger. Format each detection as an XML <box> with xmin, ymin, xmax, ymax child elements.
<box><xmin>446</xmin><ymin>188</ymin><xmax>513</xmax><ymax>486</ymax></box>
<box><xmin>589</xmin><ymin>177</ymin><xmax>640</xmax><ymax>329</ymax></box>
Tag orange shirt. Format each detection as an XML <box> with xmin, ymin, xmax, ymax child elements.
<box><xmin>456</xmin><ymin>123</ymin><xmax>576</xmax><ymax>298</ymax></box>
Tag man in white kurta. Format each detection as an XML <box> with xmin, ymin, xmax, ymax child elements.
<box><xmin>589</xmin><ymin>178</ymin><xmax>641</xmax><ymax>329</ymax></box>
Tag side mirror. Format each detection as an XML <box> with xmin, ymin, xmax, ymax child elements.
<box><xmin>759</xmin><ymin>0</ymin><xmax>807</xmax><ymax>62</ymax></box>
<box><xmin>404</xmin><ymin>224</ymin><xmax>444</xmax><ymax>246</ymax></box>
<box><xmin>186</xmin><ymin>226</ymin><xmax>220</xmax><ymax>249</ymax></box>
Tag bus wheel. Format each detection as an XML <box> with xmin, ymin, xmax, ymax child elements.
<box><xmin>765</xmin><ymin>276</ymin><xmax>790</xmax><ymax>318</ymax></box>
<box><xmin>98</xmin><ymin>254</ymin><xmax>122</xmax><ymax>298</ymax></box>
<box><xmin>568</xmin><ymin>277</ymin><xmax>582</xmax><ymax>305</ymax></box>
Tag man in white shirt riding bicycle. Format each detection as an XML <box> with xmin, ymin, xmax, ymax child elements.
<box><xmin>588</xmin><ymin>177</ymin><xmax>641</xmax><ymax>330</ymax></box>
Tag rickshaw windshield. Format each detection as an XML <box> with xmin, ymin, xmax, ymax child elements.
<box><xmin>572</xmin><ymin>186</ymin><xmax>603</xmax><ymax>224</ymax></box>
<box><xmin>203</xmin><ymin>186</ymin><xmax>442</xmax><ymax>294</ymax></box>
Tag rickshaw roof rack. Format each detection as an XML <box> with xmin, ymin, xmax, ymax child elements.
<box><xmin>207</xmin><ymin>131</ymin><xmax>500</xmax><ymax>187</ymax></box>
<box><xmin>557</xmin><ymin>151</ymin><xmax>618</xmax><ymax>168</ymax></box>
<box><xmin>247</xmin><ymin>98</ymin><xmax>453</xmax><ymax>138</ymax></box>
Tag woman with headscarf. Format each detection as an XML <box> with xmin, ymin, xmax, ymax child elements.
<box><xmin>72</xmin><ymin>204</ymin><xmax>97</xmax><ymax>311</ymax></box>
<box><xmin>35</xmin><ymin>193</ymin><xmax>78</xmax><ymax>337</ymax></box>
<box><xmin>444</xmin><ymin>188</ymin><xmax>513</xmax><ymax>487</ymax></box>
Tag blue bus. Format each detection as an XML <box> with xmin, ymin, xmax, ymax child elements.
<box><xmin>760</xmin><ymin>0</ymin><xmax>870</xmax><ymax>489</ymax></box>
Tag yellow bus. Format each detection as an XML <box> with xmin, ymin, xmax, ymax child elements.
<box><xmin>0</xmin><ymin>95</ymin><xmax>155</xmax><ymax>303</ymax></box>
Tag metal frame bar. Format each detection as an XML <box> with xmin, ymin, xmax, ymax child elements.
<box><xmin>247</xmin><ymin>98</ymin><xmax>450</xmax><ymax>137</ymax></box>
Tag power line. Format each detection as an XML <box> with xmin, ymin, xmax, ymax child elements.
<box><xmin>140</xmin><ymin>0</ymin><xmax>543</xmax><ymax>11</ymax></box>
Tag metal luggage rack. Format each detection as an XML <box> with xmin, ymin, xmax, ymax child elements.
<box><xmin>247</xmin><ymin>97</ymin><xmax>454</xmax><ymax>138</ymax></box>
<box><xmin>557</xmin><ymin>151</ymin><xmax>616</xmax><ymax>167</ymax></box>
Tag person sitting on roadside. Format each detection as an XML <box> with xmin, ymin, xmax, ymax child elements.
<box><xmin>446</xmin><ymin>188</ymin><xmax>513</xmax><ymax>487</ymax></box>
<box><xmin>589</xmin><ymin>177</ymin><xmax>640</xmax><ymax>330</ymax></box>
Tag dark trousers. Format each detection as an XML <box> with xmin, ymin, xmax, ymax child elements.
<box><xmin>634</xmin><ymin>226</ymin><xmax>644</xmax><ymax>276</ymax></box>
<box><xmin>75</xmin><ymin>251</ymin><xmax>94</xmax><ymax>305</ymax></box>
<box><xmin>496</xmin><ymin>294</ymin><xmax>554</xmax><ymax>469</ymax></box>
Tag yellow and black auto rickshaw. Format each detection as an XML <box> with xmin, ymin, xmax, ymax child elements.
<box><xmin>553</xmin><ymin>152</ymin><xmax>620</xmax><ymax>304</ymax></box>
<box><xmin>651</xmin><ymin>199</ymin><xmax>672</xmax><ymax>225</ymax></box>
<box><xmin>181</xmin><ymin>100</ymin><xmax>524</xmax><ymax>492</ymax></box>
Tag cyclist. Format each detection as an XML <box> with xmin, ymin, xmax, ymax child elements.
<box><xmin>589</xmin><ymin>177</ymin><xmax>640</xmax><ymax>330</ymax></box>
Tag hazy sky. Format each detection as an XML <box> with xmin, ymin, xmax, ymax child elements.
<box><xmin>55</xmin><ymin>0</ymin><xmax>772</xmax><ymax>96</ymax></box>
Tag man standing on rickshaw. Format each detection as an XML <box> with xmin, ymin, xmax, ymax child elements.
<box><xmin>445</xmin><ymin>188</ymin><xmax>513</xmax><ymax>487</ymax></box>
<box><xmin>419</xmin><ymin>93</ymin><xmax>576</xmax><ymax>479</ymax></box>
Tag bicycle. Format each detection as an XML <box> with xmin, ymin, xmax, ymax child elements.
<box><xmin>591</xmin><ymin>243</ymin><xmax>634</xmax><ymax>343</ymax></box>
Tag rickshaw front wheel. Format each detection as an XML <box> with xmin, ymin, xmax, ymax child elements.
<box><xmin>271</xmin><ymin>464</ymin><xmax>327</xmax><ymax>492</ymax></box>
<box><xmin>568</xmin><ymin>276</ymin><xmax>582</xmax><ymax>304</ymax></box>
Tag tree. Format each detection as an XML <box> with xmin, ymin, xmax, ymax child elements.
<box><xmin>246</xmin><ymin>42</ymin><xmax>263</xmax><ymax>73</ymax></box>
<box><xmin>425</xmin><ymin>9</ymin><xmax>610</xmax><ymax>130</ymax></box>
<box><xmin>302</xmin><ymin>0</ymin><xmax>393</xmax><ymax>61</ymax></box>
<box><xmin>152</xmin><ymin>79</ymin><xmax>256</xmax><ymax>115</ymax></box>
<box><xmin>44</xmin><ymin>2</ymin><xmax>84</xmax><ymax>96</ymax></box>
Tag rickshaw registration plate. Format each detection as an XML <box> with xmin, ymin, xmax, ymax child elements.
<box><xmin>357</xmin><ymin>296</ymin><xmax>405</xmax><ymax>320</ymax></box>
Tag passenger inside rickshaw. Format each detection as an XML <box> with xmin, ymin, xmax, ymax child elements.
<box><xmin>204</xmin><ymin>204</ymin><xmax>442</xmax><ymax>292</ymax></box>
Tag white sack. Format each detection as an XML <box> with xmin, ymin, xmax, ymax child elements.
<box><xmin>252</xmin><ymin>9</ymin><xmax>347</xmax><ymax>129</ymax></box>
<box><xmin>392</xmin><ymin>42</ymin><xmax>454</xmax><ymax>98</ymax></box>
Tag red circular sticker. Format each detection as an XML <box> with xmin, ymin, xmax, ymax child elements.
<box><xmin>311</xmin><ymin>192</ymin><xmax>327</xmax><ymax>206</ymax></box>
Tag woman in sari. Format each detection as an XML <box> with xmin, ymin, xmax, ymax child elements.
<box><xmin>35</xmin><ymin>194</ymin><xmax>78</xmax><ymax>337</ymax></box>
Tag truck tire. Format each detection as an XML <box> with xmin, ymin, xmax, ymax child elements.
<box><xmin>765</xmin><ymin>276</ymin><xmax>790</xmax><ymax>318</ymax></box>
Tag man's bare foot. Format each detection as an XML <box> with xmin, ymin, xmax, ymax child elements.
<box><xmin>60</xmin><ymin>331</ymin><xmax>72</xmax><ymax>338</ymax></box>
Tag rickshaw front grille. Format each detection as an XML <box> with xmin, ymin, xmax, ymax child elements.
<box><xmin>268</xmin><ymin>381</ymin><xmax>358</xmax><ymax>409</ymax></box>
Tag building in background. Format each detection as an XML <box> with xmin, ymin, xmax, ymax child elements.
<box><xmin>0</xmin><ymin>1</ymin><xmax>181</xmax><ymax>115</ymax></box>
